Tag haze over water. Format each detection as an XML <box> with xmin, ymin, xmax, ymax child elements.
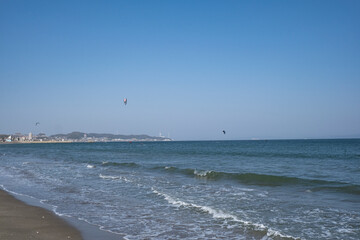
<box><xmin>1</xmin><ymin>139</ymin><xmax>359</xmax><ymax>239</ymax></box>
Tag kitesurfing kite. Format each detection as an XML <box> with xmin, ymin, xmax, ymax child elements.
<box><xmin>124</xmin><ymin>98</ymin><xmax>127</xmax><ymax>105</ymax></box>
<box><xmin>222</xmin><ymin>130</ymin><xmax>226</xmax><ymax>134</ymax></box>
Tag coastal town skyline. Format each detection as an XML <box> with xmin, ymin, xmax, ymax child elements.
<box><xmin>0</xmin><ymin>131</ymin><xmax>172</xmax><ymax>143</ymax></box>
<box><xmin>1</xmin><ymin>129</ymin><xmax>358</xmax><ymax>143</ymax></box>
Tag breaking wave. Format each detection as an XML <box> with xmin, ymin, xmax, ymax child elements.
<box><xmin>151</xmin><ymin>188</ymin><xmax>300</xmax><ymax>240</ymax></box>
<box><xmin>99</xmin><ymin>174</ymin><xmax>132</xmax><ymax>183</ymax></box>
<box><xmin>159</xmin><ymin>166</ymin><xmax>360</xmax><ymax>194</ymax></box>
<box><xmin>91</xmin><ymin>160</ymin><xmax>360</xmax><ymax>195</ymax></box>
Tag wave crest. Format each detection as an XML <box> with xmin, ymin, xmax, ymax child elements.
<box><xmin>160</xmin><ymin>166</ymin><xmax>360</xmax><ymax>194</ymax></box>
<box><xmin>101</xmin><ymin>162</ymin><xmax>140</xmax><ymax>168</ymax></box>
<box><xmin>151</xmin><ymin>188</ymin><xmax>299</xmax><ymax>240</ymax></box>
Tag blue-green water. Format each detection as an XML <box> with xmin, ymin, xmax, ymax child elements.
<box><xmin>0</xmin><ymin>140</ymin><xmax>359</xmax><ymax>239</ymax></box>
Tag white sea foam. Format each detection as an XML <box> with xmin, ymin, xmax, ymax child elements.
<box><xmin>77</xmin><ymin>217</ymin><xmax>124</xmax><ymax>237</ymax></box>
<box><xmin>40</xmin><ymin>199</ymin><xmax>72</xmax><ymax>217</ymax></box>
<box><xmin>99</xmin><ymin>174</ymin><xmax>132</xmax><ymax>183</ymax></box>
<box><xmin>337</xmin><ymin>228</ymin><xmax>354</xmax><ymax>234</ymax></box>
<box><xmin>99</xmin><ymin>174</ymin><xmax>120</xmax><ymax>180</ymax></box>
<box><xmin>0</xmin><ymin>184</ymin><xmax>36</xmax><ymax>200</ymax></box>
<box><xmin>231</xmin><ymin>192</ymin><xmax>246</xmax><ymax>197</ymax></box>
<box><xmin>152</xmin><ymin>188</ymin><xmax>300</xmax><ymax>240</ymax></box>
<box><xmin>194</xmin><ymin>170</ymin><xmax>214</xmax><ymax>177</ymax></box>
<box><xmin>122</xmin><ymin>177</ymin><xmax>132</xmax><ymax>183</ymax></box>
<box><xmin>257</xmin><ymin>192</ymin><xmax>268</xmax><ymax>197</ymax></box>
<box><xmin>237</xmin><ymin>187</ymin><xmax>254</xmax><ymax>192</ymax></box>
<box><xmin>87</xmin><ymin>164</ymin><xmax>95</xmax><ymax>169</ymax></box>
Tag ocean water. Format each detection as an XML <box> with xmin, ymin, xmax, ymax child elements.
<box><xmin>0</xmin><ymin>139</ymin><xmax>359</xmax><ymax>240</ymax></box>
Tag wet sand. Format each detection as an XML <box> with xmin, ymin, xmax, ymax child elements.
<box><xmin>0</xmin><ymin>189</ymin><xmax>83</xmax><ymax>240</ymax></box>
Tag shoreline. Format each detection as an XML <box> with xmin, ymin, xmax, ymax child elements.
<box><xmin>0</xmin><ymin>189</ymin><xmax>123</xmax><ymax>240</ymax></box>
<box><xmin>0</xmin><ymin>189</ymin><xmax>83</xmax><ymax>240</ymax></box>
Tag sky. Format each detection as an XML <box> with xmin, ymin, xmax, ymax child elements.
<box><xmin>1</xmin><ymin>0</ymin><xmax>359</xmax><ymax>140</ymax></box>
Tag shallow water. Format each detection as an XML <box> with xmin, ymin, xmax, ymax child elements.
<box><xmin>0</xmin><ymin>139</ymin><xmax>359</xmax><ymax>239</ymax></box>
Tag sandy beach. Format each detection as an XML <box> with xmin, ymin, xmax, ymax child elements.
<box><xmin>0</xmin><ymin>189</ymin><xmax>83</xmax><ymax>240</ymax></box>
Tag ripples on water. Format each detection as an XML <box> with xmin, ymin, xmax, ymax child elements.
<box><xmin>0</xmin><ymin>139</ymin><xmax>359</xmax><ymax>239</ymax></box>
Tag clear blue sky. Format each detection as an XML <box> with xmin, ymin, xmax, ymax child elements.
<box><xmin>1</xmin><ymin>0</ymin><xmax>359</xmax><ymax>140</ymax></box>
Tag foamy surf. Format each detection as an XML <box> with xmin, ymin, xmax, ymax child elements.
<box><xmin>1</xmin><ymin>139</ymin><xmax>358</xmax><ymax>239</ymax></box>
<box><xmin>1</xmin><ymin>184</ymin><xmax>69</xmax><ymax>218</ymax></box>
<box><xmin>99</xmin><ymin>174</ymin><xmax>120</xmax><ymax>180</ymax></box>
<box><xmin>99</xmin><ymin>174</ymin><xmax>132</xmax><ymax>183</ymax></box>
<box><xmin>194</xmin><ymin>170</ymin><xmax>214</xmax><ymax>177</ymax></box>
<box><xmin>151</xmin><ymin>188</ymin><xmax>300</xmax><ymax>240</ymax></box>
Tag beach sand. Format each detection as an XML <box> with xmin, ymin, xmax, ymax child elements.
<box><xmin>0</xmin><ymin>189</ymin><xmax>83</xmax><ymax>240</ymax></box>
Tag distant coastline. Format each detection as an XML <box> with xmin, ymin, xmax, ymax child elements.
<box><xmin>0</xmin><ymin>131</ymin><xmax>172</xmax><ymax>144</ymax></box>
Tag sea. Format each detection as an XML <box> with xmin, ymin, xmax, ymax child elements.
<box><xmin>0</xmin><ymin>139</ymin><xmax>359</xmax><ymax>240</ymax></box>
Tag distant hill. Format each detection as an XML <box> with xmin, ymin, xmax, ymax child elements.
<box><xmin>50</xmin><ymin>132</ymin><xmax>171</xmax><ymax>141</ymax></box>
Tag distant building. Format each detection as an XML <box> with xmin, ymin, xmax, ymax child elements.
<box><xmin>13</xmin><ymin>133</ymin><xmax>25</xmax><ymax>141</ymax></box>
<box><xmin>36</xmin><ymin>133</ymin><xmax>48</xmax><ymax>141</ymax></box>
<box><xmin>29</xmin><ymin>132</ymin><xmax>33</xmax><ymax>140</ymax></box>
<box><xmin>0</xmin><ymin>135</ymin><xmax>10</xmax><ymax>142</ymax></box>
